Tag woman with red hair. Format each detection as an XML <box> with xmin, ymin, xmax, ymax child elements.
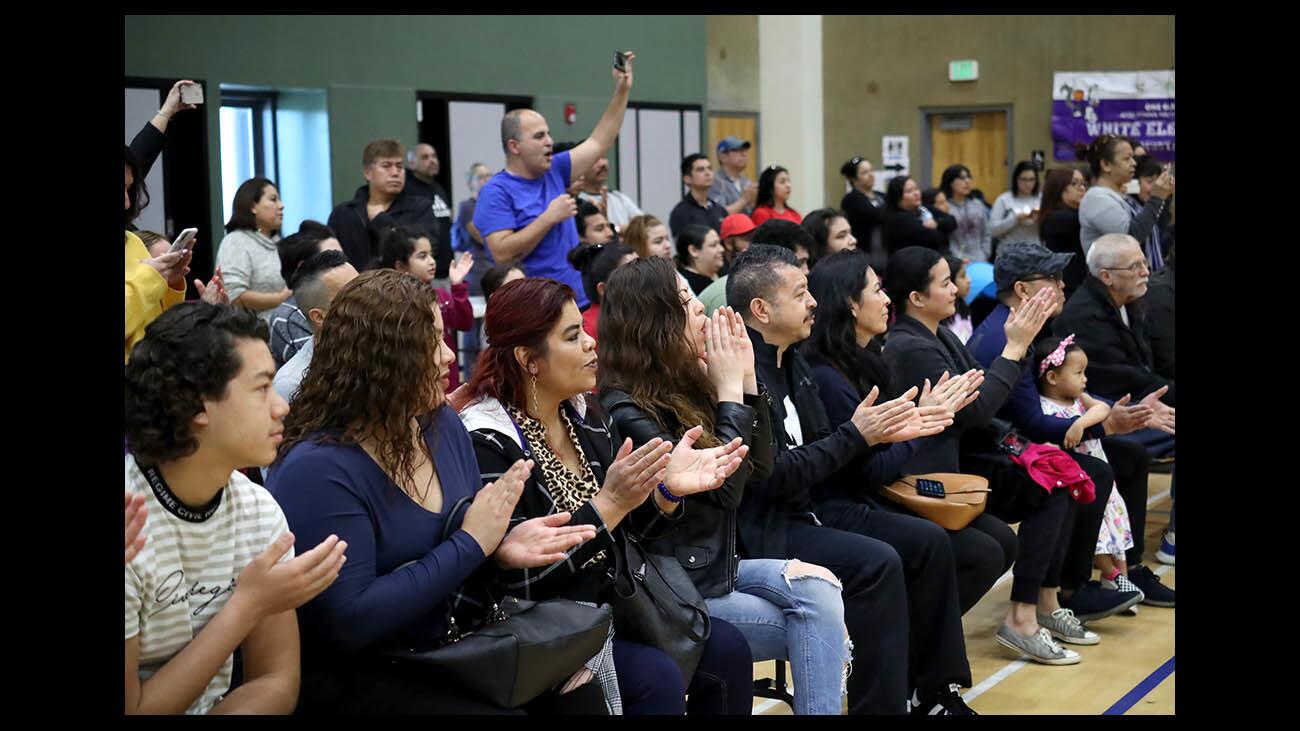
<box><xmin>458</xmin><ymin>277</ymin><xmax>756</xmax><ymax>715</ymax></box>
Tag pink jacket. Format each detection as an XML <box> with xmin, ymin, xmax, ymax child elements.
<box><xmin>1009</xmin><ymin>443</ymin><xmax>1096</xmax><ymax>504</ymax></box>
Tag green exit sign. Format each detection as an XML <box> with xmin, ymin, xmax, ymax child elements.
<box><xmin>949</xmin><ymin>60</ymin><xmax>979</xmax><ymax>82</ymax></box>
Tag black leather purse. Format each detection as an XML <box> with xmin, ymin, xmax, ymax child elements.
<box><xmin>381</xmin><ymin>496</ymin><xmax>613</xmax><ymax>709</ymax></box>
<box><xmin>611</xmin><ymin>531</ymin><xmax>712</xmax><ymax>684</ymax></box>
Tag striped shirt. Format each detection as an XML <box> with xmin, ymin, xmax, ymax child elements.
<box><xmin>124</xmin><ymin>456</ymin><xmax>291</xmax><ymax>714</ymax></box>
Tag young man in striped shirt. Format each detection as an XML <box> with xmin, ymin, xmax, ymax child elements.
<box><xmin>124</xmin><ymin>302</ymin><xmax>347</xmax><ymax>714</ymax></box>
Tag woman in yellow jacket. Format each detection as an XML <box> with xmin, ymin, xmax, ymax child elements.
<box><xmin>124</xmin><ymin>147</ymin><xmax>227</xmax><ymax>361</ymax></box>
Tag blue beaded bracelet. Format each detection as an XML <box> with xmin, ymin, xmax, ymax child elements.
<box><xmin>657</xmin><ymin>481</ymin><xmax>683</xmax><ymax>504</ymax></box>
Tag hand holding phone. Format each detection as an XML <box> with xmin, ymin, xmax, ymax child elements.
<box><xmin>180</xmin><ymin>82</ymin><xmax>204</xmax><ymax>106</ymax></box>
<box><xmin>613</xmin><ymin>51</ymin><xmax>627</xmax><ymax>72</ymax></box>
<box><xmin>168</xmin><ymin>227</ymin><xmax>199</xmax><ymax>255</ymax></box>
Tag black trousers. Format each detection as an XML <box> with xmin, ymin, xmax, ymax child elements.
<box><xmin>869</xmin><ymin>496</ymin><xmax>1017</xmax><ymax>616</ymax></box>
<box><xmin>784</xmin><ymin>517</ymin><xmax>909</xmax><ymax>715</ymax></box>
<box><xmin>817</xmin><ymin>500</ymin><xmax>974</xmax><ymax>696</ymax></box>
<box><xmin>1061</xmin><ymin>436</ymin><xmax>1152</xmax><ymax>587</ymax></box>
<box><xmin>993</xmin><ymin>487</ymin><xmax>1076</xmax><ymax>605</ymax></box>
<box><xmin>297</xmin><ymin>657</ymin><xmax>610</xmax><ymax>715</ymax></box>
<box><xmin>950</xmin><ymin>512</ymin><xmax>1019</xmax><ymax>613</ymax></box>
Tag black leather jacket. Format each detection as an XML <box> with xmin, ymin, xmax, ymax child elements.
<box><xmin>601</xmin><ymin>388</ymin><xmax>774</xmax><ymax>599</ymax></box>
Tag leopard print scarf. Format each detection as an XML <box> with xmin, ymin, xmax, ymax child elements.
<box><xmin>506</xmin><ymin>404</ymin><xmax>600</xmax><ymax>513</ymax></box>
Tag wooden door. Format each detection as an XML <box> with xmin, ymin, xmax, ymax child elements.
<box><xmin>708</xmin><ymin>113</ymin><xmax>758</xmax><ymax>181</ymax></box>
<box><xmin>929</xmin><ymin>111</ymin><xmax>1007</xmax><ymax>200</ymax></box>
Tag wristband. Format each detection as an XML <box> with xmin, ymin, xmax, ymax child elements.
<box><xmin>656</xmin><ymin>481</ymin><xmax>683</xmax><ymax>504</ymax></box>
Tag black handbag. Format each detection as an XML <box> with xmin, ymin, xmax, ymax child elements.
<box><xmin>611</xmin><ymin>531</ymin><xmax>711</xmax><ymax>684</ymax></box>
<box><xmin>380</xmin><ymin>496</ymin><xmax>613</xmax><ymax>709</ymax></box>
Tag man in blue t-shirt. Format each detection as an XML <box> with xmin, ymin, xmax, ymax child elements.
<box><xmin>473</xmin><ymin>52</ymin><xmax>637</xmax><ymax>309</ymax></box>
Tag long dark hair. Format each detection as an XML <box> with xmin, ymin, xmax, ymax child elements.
<box><xmin>756</xmin><ymin>165</ymin><xmax>789</xmax><ymax>209</ymax></box>
<box><xmin>124</xmin><ymin>145</ymin><xmax>150</xmax><ymax>228</ymax></box>
<box><xmin>801</xmin><ymin>208</ymin><xmax>844</xmax><ymax>268</ymax></box>
<box><xmin>802</xmin><ymin>250</ymin><xmax>894</xmax><ymax>397</ymax></box>
<box><xmin>276</xmin><ymin>270</ymin><xmax>442</xmax><ymax>495</ymax></box>
<box><xmin>1038</xmin><ymin>168</ymin><xmax>1079</xmax><ymax>236</ymax></box>
<box><xmin>225</xmin><ymin>177</ymin><xmax>278</xmax><ymax>234</ymax></box>
<box><xmin>597</xmin><ymin>257</ymin><xmax>720</xmax><ymax>447</ymax></box>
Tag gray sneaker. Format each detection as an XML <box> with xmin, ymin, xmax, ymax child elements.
<box><xmin>996</xmin><ymin>624</ymin><xmax>1082</xmax><ymax>665</ymax></box>
<box><xmin>1036</xmin><ymin>608</ymin><xmax>1100</xmax><ymax>645</ymax></box>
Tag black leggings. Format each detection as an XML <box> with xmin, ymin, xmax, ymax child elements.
<box><xmin>994</xmin><ymin>487</ymin><xmax>1076</xmax><ymax>605</ymax></box>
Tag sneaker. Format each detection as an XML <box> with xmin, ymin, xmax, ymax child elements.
<box><xmin>911</xmin><ymin>684</ymin><xmax>978</xmax><ymax>715</ymax></box>
<box><xmin>1127</xmin><ymin>564</ymin><xmax>1175</xmax><ymax>607</ymax></box>
<box><xmin>996</xmin><ymin>624</ymin><xmax>1081</xmax><ymax>665</ymax></box>
<box><xmin>1037</xmin><ymin>607</ymin><xmax>1100</xmax><ymax>645</ymax></box>
<box><xmin>1100</xmin><ymin>572</ymin><xmax>1146</xmax><ymax>602</ymax></box>
<box><xmin>1059</xmin><ymin>581</ymin><xmax>1142</xmax><ymax>622</ymax></box>
<box><xmin>1156</xmin><ymin>532</ymin><xmax>1175</xmax><ymax>565</ymax></box>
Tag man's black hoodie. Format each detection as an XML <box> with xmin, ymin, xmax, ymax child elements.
<box><xmin>327</xmin><ymin>184</ymin><xmax>438</xmax><ymax>271</ymax></box>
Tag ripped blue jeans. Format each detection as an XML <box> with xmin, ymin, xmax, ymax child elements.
<box><xmin>705</xmin><ymin>558</ymin><xmax>852</xmax><ymax>715</ymax></box>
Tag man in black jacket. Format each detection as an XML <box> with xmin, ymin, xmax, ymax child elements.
<box><xmin>327</xmin><ymin>139</ymin><xmax>438</xmax><ymax>271</ymax></box>
<box><xmin>1054</xmin><ymin>234</ymin><xmax>1174</xmax><ymax>407</ymax></box>
<box><xmin>404</xmin><ymin>143</ymin><xmax>454</xmax><ymax>279</ymax></box>
<box><xmin>726</xmin><ymin>244</ymin><xmax>976</xmax><ymax>716</ymax></box>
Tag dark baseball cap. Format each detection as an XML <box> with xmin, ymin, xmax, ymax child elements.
<box><xmin>716</xmin><ymin>136</ymin><xmax>752</xmax><ymax>154</ymax></box>
<box><xmin>994</xmin><ymin>241</ymin><xmax>1074</xmax><ymax>292</ymax></box>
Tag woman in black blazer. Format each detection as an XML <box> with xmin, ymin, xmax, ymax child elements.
<box><xmin>882</xmin><ymin>247</ymin><xmax>1094</xmax><ymax>667</ymax></box>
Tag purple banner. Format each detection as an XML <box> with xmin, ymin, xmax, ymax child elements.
<box><xmin>1052</xmin><ymin>99</ymin><xmax>1175</xmax><ymax>162</ymax></box>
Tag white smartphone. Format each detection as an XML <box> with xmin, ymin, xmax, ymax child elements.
<box><xmin>1124</xmin><ymin>179</ymin><xmax>1140</xmax><ymax>195</ymax></box>
<box><xmin>168</xmin><ymin>227</ymin><xmax>199</xmax><ymax>254</ymax></box>
<box><xmin>180</xmin><ymin>82</ymin><xmax>204</xmax><ymax>105</ymax></box>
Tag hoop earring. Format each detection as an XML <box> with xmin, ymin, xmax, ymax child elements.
<box><xmin>530</xmin><ymin>373</ymin><xmax>540</xmax><ymax>415</ymax></box>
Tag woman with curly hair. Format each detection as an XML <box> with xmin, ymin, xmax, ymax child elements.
<box><xmin>599</xmin><ymin>256</ymin><xmax>852</xmax><ymax>715</ymax></box>
<box><xmin>265</xmin><ymin>269</ymin><xmax>605</xmax><ymax>714</ymax></box>
<box><xmin>457</xmin><ymin>276</ymin><xmax>755</xmax><ymax>714</ymax></box>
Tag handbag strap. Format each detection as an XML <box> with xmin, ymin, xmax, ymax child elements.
<box><xmin>616</xmin><ymin>533</ymin><xmax>710</xmax><ymax>642</ymax></box>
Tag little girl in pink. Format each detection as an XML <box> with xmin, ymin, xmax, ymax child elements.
<box><xmin>1035</xmin><ymin>334</ymin><xmax>1144</xmax><ymax>610</ymax></box>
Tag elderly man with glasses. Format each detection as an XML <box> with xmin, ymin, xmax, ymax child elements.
<box><xmin>1053</xmin><ymin>233</ymin><xmax>1173</xmax><ymax>408</ymax></box>
<box><xmin>967</xmin><ymin>240</ymin><xmax>1175</xmax><ymax>617</ymax></box>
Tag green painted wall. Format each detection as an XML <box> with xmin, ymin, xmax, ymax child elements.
<box><xmin>125</xmin><ymin>14</ymin><xmax>708</xmax><ymax>240</ymax></box>
<box><xmin>821</xmin><ymin>15</ymin><xmax>1175</xmax><ymax>206</ymax></box>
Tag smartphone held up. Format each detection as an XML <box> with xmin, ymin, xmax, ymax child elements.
<box><xmin>180</xmin><ymin>82</ymin><xmax>204</xmax><ymax>106</ymax></box>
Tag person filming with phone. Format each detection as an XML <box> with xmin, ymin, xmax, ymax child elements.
<box><xmin>472</xmin><ymin>51</ymin><xmax>636</xmax><ymax>310</ymax></box>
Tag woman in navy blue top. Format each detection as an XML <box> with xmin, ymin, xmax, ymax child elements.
<box><xmin>267</xmin><ymin>269</ymin><xmax>603</xmax><ymax>714</ymax></box>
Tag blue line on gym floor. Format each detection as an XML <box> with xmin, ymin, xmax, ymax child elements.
<box><xmin>1103</xmin><ymin>656</ymin><xmax>1174</xmax><ymax>715</ymax></box>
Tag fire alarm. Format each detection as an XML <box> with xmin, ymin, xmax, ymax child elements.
<box><xmin>564</xmin><ymin>103</ymin><xmax>577</xmax><ymax>125</ymax></box>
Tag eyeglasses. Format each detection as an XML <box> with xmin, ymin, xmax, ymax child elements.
<box><xmin>1101</xmin><ymin>261</ymin><xmax>1149</xmax><ymax>274</ymax></box>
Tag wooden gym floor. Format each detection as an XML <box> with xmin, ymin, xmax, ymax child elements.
<box><xmin>750</xmin><ymin>471</ymin><xmax>1175</xmax><ymax>715</ymax></box>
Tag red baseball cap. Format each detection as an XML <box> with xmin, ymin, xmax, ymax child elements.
<box><xmin>721</xmin><ymin>213</ymin><xmax>756</xmax><ymax>239</ymax></box>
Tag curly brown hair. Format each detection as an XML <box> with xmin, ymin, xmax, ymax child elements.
<box><xmin>596</xmin><ymin>256</ymin><xmax>720</xmax><ymax>447</ymax></box>
<box><xmin>276</xmin><ymin>269</ymin><xmax>443</xmax><ymax>493</ymax></box>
